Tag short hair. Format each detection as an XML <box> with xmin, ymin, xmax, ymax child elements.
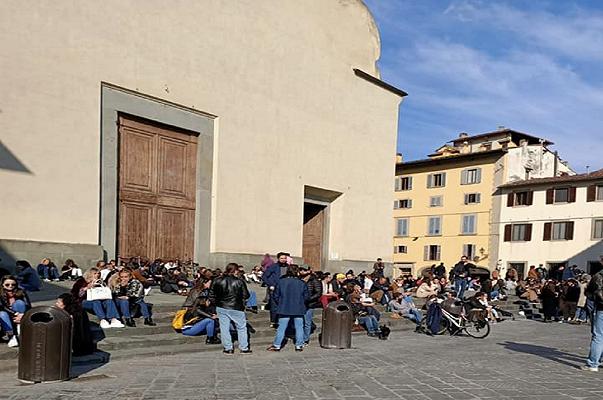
<box><xmin>377</xmin><ymin>258</ymin><xmax>382</xmax><ymax>261</ymax></box>
<box><xmin>276</xmin><ymin>252</ymin><xmax>290</xmax><ymax>259</ymax></box>
<box><xmin>16</xmin><ymin>260</ymin><xmax>32</xmax><ymax>270</ymax></box>
<box><xmin>286</xmin><ymin>264</ymin><xmax>299</xmax><ymax>277</ymax></box>
<box><xmin>225</xmin><ymin>263</ymin><xmax>239</xmax><ymax>275</ymax></box>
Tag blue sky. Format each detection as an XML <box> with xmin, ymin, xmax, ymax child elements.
<box><xmin>364</xmin><ymin>0</ymin><xmax>603</xmax><ymax>172</ymax></box>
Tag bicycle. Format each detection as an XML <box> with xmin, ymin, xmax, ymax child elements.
<box><xmin>421</xmin><ymin>301</ymin><xmax>491</xmax><ymax>339</ymax></box>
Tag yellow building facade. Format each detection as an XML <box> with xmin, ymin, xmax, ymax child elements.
<box><xmin>393</xmin><ymin>129</ymin><xmax>574</xmax><ymax>277</ymax></box>
<box><xmin>393</xmin><ymin>151</ymin><xmax>504</xmax><ymax>276</ymax></box>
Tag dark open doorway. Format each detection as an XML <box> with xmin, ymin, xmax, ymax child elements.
<box><xmin>302</xmin><ymin>202</ymin><xmax>326</xmax><ymax>270</ymax></box>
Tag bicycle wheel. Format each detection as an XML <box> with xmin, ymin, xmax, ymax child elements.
<box><xmin>463</xmin><ymin>318</ymin><xmax>490</xmax><ymax>339</ymax></box>
<box><xmin>420</xmin><ymin>316</ymin><xmax>449</xmax><ymax>335</ymax></box>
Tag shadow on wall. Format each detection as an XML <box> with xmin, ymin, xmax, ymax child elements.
<box><xmin>0</xmin><ymin>244</ymin><xmax>17</xmax><ymax>277</ymax></box>
<box><xmin>566</xmin><ymin>240</ymin><xmax>603</xmax><ymax>274</ymax></box>
<box><xmin>0</xmin><ymin>140</ymin><xmax>32</xmax><ymax>174</ymax></box>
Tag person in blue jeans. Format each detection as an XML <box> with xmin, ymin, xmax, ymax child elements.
<box><xmin>583</xmin><ymin>269</ymin><xmax>603</xmax><ymax>371</ymax></box>
<box><xmin>349</xmin><ymin>293</ymin><xmax>381</xmax><ymax>337</ymax></box>
<box><xmin>181</xmin><ymin>294</ymin><xmax>221</xmax><ymax>344</ymax></box>
<box><xmin>71</xmin><ymin>267</ymin><xmax>124</xmax><ymax>329</ymax></box>
<box><xmin>452</xmin><ymin>256</ymin><xmax>473</xmax><ymax>299</ymax></box>
<box><xmin>37</xmin><ymin>258</ymin><xmax>60</xmax><ymax>281</ymax></box>
<box><xmin>15</xmin><ymin>260</ymin><xmax>41</xmax><ymax>292</ymax></box>
<box><xmin>0</xmin><ymin>275</ymin><xmax>30</xmax><ymax>348</ymax></box>
<box><xmin>300</xmin><ymin>266</ymin><xmax>322</xmax><ymax>344</ymax></box>
<box><xmin>112</xmin><ymin>269</ymin><xmax>156</xmax><ymax>327</ymax></box>
<box><xmin>209</xmin><ymin>263</ymin><xmax>252</xmax><ymax>354</ymax></box>
<box><xmin>389</xmin><ymin>292</ymin><xmax>423</xmax><ymax>331</ymax></box>
<box><xmin>267</xmin><ymin>264</ymin><xmax>309</xmax><ymax>352</ymax></box>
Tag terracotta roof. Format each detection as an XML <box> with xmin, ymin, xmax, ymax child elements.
<box><xmin>449</xmin><ymin>129</ymin><xmax>553</xmax><ymax>146</ymax></box>
<box><xmin>499</xmin><ymin>168</ymin><xmax>603</xmax><ymax>188</ymax></box>
<box><xmin>397</xmin><ymin>148</ymin><xmax>505</xmax><ymax>170</ymax></box>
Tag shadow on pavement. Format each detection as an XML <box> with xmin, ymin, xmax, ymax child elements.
<box><xmin>498</xmin><ymin>341</ymin><xmax>584</xmax><ymax>368</ymax></box>
<box><xmin>70</xmin><ymin>350</ymin><xmax>111</xmax><ymax>379</ymax></box>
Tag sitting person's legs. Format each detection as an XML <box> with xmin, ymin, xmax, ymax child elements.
<box><xmin>182</xmin><ymin>318</ymin><xmax>215</xmax><ymax>336</ymax></box>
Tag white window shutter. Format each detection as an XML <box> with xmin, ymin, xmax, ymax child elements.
<box><xmin>424</xmin><ymin>245</ymin><xmax>429</xmax><ymax>260</ymax></box>
<box><xmin>464</xmin><ymin>194</ymin><xmax>469</xmax><ymax>204</ymax></box>
<box><xmin>436</xmin><ymin>246</ymin><xmax>441</xmax><ymax>260</ymax></box>
<box><xmin>476</xmin><ymin>193</ymin><xmax>481</xmax><ymax>203</ymax></box>
<box><xmin>427</xmin><ymin>175</ymin><xmax>433</xmax><ymax>188</ymax></box>
<box><xmin>442</xmin><ymin>173</ymin><xmax>447</xmax><ymax>187</ymax></box>
<box><xmin>409</xmin><ymin>177</ymin><xmax>413</xmax><ymax>190</ymax></box>
<box><xmin>476</xmin><ymin>168</ymin><xmax>482</xmax><ymax>183</ymax></box>
<box><xmin>461</xmin><ymin>170</ymin><xmax>468</xmax><ymax>185</ymax></box>
<box><xmin>408</xmin><ymin>199</ymin><xmax>413</xmax><ymax>208</ymax></box>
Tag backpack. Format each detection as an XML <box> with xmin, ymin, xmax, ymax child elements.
<box><xmin>426</xmin><ymin>302</ymin><xmax>443</xmax><ymax>335</ymax></box>
<box><xmin>171</xmin><ymin>309</ymin><xmax>187</xmax><ymax>331</ymax></box>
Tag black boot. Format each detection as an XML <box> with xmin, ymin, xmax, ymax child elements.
<box><xmin>144</xmin><ymin>317</ymin><xmax>156</xmax><ymax>326</ymax></box>
<box><xmin>206</xmin><ymin>336</ymin><xmax>221</xmax><ymax>345</ymax></box>
<box><xmin>125</xmin><ymin>318</ymin><xmax>136</xmax><ymax>327</ymax></box>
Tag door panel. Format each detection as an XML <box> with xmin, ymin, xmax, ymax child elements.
<box><xmin>303</xmin><ymin>203</ymin><xmax>325</xmax><ymax>270</ymax></box>
<box><xmin>118</xmin><ymin>202</ymin><xmax>155</xmax><ymax>259</ymax></box>
<box><xmin>117</xmin><ymin>115</ymin><xmax>197</xmax><ymax>261</ymax></box>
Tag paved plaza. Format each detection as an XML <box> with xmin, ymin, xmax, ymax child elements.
<box><xmin>1</xmin><ymin>319</ymin><xmax>602</xmax><ymax>400</ymax></box>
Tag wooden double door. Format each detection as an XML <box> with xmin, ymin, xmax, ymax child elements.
<box><xmin>302</xmin><ymin>202</ymin><xmax>326</xmax><ymax>269</ymax></box>
<box><xmin>117</xmin><ymin>115</ymin><xmax>197</xmax><ymax>261</ymax></box>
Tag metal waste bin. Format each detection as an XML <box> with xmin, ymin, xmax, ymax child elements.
<box><xmin>320</xmin><ymin>301</ymin><xmax>353</xmax><ymax>349</ymax></box>
<box><xmin>18</xmin><ymin>306</ymin><xmax>72</xmax><ymax>383</ymax></box>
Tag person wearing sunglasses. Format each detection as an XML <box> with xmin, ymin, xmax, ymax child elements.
<box><xmin>0</xmin><ymin>275</ymin><xmax>30</xmax><ymax>348</ymax></box>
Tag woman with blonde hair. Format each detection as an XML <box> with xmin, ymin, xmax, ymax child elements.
<box><xmin>71</xmin><ymin>267</ymin><xmax>123</xmax><ymax>329</ymax></box>
<box><xmin>112</xmin><ymin>268</ymin><xmax>155</xmax><ymax>327</ymax></box>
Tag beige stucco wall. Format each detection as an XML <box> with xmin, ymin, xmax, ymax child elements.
<box><xmin>393</xmin><ymin>156</ymin><xmax>500</xmax><ymax>275</ymax></box>
<box><xmin>0</xmin><ymin>1</ymin><xmax>400</xmax><ymax>264</ymax></box>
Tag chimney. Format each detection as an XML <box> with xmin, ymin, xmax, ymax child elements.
<box><xmin>553</xmin><ymin>151</ymin><xmax>559</xmax><ymax>176</ymax></box>
<box><xmin>458</xmin><ymin>132</ymin><xmax>469</xmax><ymax>138</ymax></box>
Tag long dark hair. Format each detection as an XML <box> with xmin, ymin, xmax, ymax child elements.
<box><xmin>0</xmin><ymin>275</ymin><xmax>27</xmax><ymax>302</ymax></box>
<box><xmin>58</xmin><ymin>293</ymin><xmax>81</xmax><ymax>315</ymax></box>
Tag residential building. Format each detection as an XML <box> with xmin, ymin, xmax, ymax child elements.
<box><xmin>393</xmin><ymin>128</ymin><xmax>573</xmax><ymax>276</ymax></box>
<box><xmin>496</xmin><ymin>169</ymin><xmax>603</xmax><ymax>278</ymax></box>
<box><xmin>0</xmin><ymin>1</ymin><xmax>406</xmax><ymax>273</ymax></box>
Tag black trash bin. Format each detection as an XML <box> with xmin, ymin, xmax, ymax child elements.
<box><xmin>320</xmin><ymin>301</ymin><xmax>353</xmax><ymax>349</ymax></box>
<box><xmin>18</xmin><ymin>306</ymin><xmax>72</xmax><ymax>383</ymax></box>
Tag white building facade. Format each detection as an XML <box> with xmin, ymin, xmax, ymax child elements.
<box><xmin>496</xmin><ymin>170</ymin><xmax>603</xmax><ymax>278</ymax></box>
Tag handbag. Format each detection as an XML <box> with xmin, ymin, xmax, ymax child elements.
<box><xmin>86</xmin><ymin>281</ymin><xmax>112</xmax><ymax>301</ymax></box>
<box><xmin>172</xmin><ymin>309</ymin><xmax>187</xmax><ymax>331</ymax></box>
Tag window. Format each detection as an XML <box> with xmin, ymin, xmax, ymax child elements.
<box><xmin>508</xmin><ymin>191</ymin><xmax>533</xmax><ymax>207</ymax></box>
<box><xmin>463</xmin><ymin>244</ymin><xmax>476</xmax><ymax>260</ymax></box>
<box><xmin>394</xmin><ymin>245</ymin><xmax>408</xmax><ymax>254</ymax></box>
<box><xmin>547</xmin><ymin>187</ymin><xmax>576</xmax><ymax>204</ymax></box>
<box><xmin>588</xmin><ymin>185</ymin><xmax>603</xmax><ymax>202</ymax></box>
<box><xmin>508</xmin><ymin>262</ymin><xmax>527</xmax><ymax>280</ymax></box>
<box><xmin>395</xmin><ymin>218</ymin><xmax>409</xmax><ymax>237</ymax></box>
<box><xmin>395</xmin><ymin>176</ymin><xmax>412</xmax><ymax>191</ymax></box>
<box><xmin>504</xmin><ymin>224</ymin><xmax>532</xmax><ymax>242</ymax></box>
<box><xmin>461</xmin><ymin>168</ymin><xmax>482</xmax><ymax>185</ymax></box>
<box><xmin>430</xmin><ymin>196</ymin><xmax>443</xmax><ymax>207</ymax></box>
<box><xmin>427</xmin><ymin>172</ymin><xmax>446</xmax><ymax>188</ymax></box>
<box><xmin>464</xmin><ymin>193</ymin><xmax>481</xmax><ymax>205</ymax></box>
<box><xmin>461</xmin><ymin>214</ymin><xmax>477</xmax><ymax>234</ymax></box>
<box><xmin>423</xmin><ymin>245</ymin><xmax>441</xmax><ymax>261</ymax></box>
<box><xmin>593</xmin><ymin>219</ymin><xmax>603</xmax><ymax>239</ymax></box>
<box><xmin>543</xmin><ymin>221</ymin><xmax>574</xmax><ymax>241</ymax></box>
<box><xmin>481</xmin><ymin>142</ymin><xmax>492</xmax><ymax>151</ymax></box>
<box><xmin>427</xmin><ymin>216</ymin><xmax>442</xmax><ymax>236</ymax></box>
<box><xmin>394</xmin><ymin>199</ymin><xmax>412</xmax><ymax>209</ymax></box>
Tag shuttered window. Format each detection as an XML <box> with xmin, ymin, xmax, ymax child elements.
<box><xmin>395</xmin><ymin>177</ymin><xmax>412</xmax><ymax>191</ymax></box>
<box><xmin>548</xmin><ymin>187</ymin><xmax>576</xmax><ymax>204</ymax></box>
<box><xmin>461</xmin><ymin>168</ymin><xmax>482</xmax><ymax>185</ymax></box>
<box><xmin>394</xmin><ymin>199</ymin><xmax>412</xmax><ymax>209</ymax></box>
<box><xmin>428</xmin><ymin>216</ymin><xmax>442</xmax><ymax>236</ymax></box>
<box><xmin>423</xmin><ymin>245</ymin><xmax>441</xmax><ymax>261</ymax></box>
<box><xmin>396</xmin><ymin>218</ymin><xmax>409</xmax><ymax>237</ymax></box>
<box><xmin>427</xmin><ymin>173</ymin><xmax>446</xmax><ymax>188</ymax></box>
<box><xmin>394</xmin><ymin>245</ymin><xmax>408</xmax><ymax>254</ymax></box>
<box><xmin>430</xmin><ymin>196</ymin><xmax>443</xmax><ymax>207</ymax></box>
<box><xmin>545</xmin><ymin>221</ymin><xmax>574</xmax><ymax>241</ymax></box>
<box><xmin>463</xmin><ymin>244</ymin><xmax>476</xmax><ymax>260</ymax></box>
<box><xmin>504</xmin><ymin>224</ymin><xmax>532</xmax><ymax>242</ymax></box>
<box><xmin>461</xmin><ymin>214</ymin><xmax>477</xmax><ymax>234</ymax></box>
<box><xmin>508</xmin><ymin>191</ymin><xmax>533</xmax><ymax>206</ymax></box>
<box><xmin>464</xmin><ymin>193</ymin><xmax>481</xmax><ymax>205</ymax></box>
<box><xmin>593</xmin><ymin>219</ymin><xmax>603</xmax><ymax>239</ymax></box>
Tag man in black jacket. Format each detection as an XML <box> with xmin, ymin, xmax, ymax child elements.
<box><xmin>209</xmin><ymin>263</ymin><xmax>251</xmax><ymax>354</ymax></box>
<box><xmin>452</xmin><ymin>256</ymin><xmax>473</xmax><ymax>299</ymax></box>
<box><xmin>583</xmin><ymin>268</ymin><xmax>603</xmax><ymax>371</ymax></box>
<box><xmin>300</xmin><ymin>266</ymin><xmax>322</xmax><ymax>345</ymax></box>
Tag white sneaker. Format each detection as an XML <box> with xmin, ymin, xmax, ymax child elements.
<box><xmin>43</xmin><ymin>279</ymin><xmax>51</xmax><ymax>282</ymax></box>
<box><xmin>99</xmin><ymin>319</ymin><xmax>111</xmax><ymax>329</ymax></box>
<box><xmin>110</xmin><ymin>318</ymin><xmax>125</xmax><ymax>328</ymax></box>
<box><xmin>580</xmin><ymin>365</ymin><xmax>599</xmax><ymax>372</ymax></box>
<box><xmin>7</xmin><ymin>336</ymin><xmax>18</xmax><ymax>348</ymax></box>
<box><xmin>144</xmin><ymin>287</ymin><xmax>152</xmax><ymax>296</ymax></box>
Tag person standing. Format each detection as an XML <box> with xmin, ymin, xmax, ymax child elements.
<box><xmin>452</xmin><ymin>256</ymin><xmax>473</xmax><ymax>300</ymax></box>
<box><xmin>209</xmin><ymin>263</ymin><xmax>252</xmax><ymax>355</ymax></box>
<box><xmin>267</xmin><ymin>265</ymin><xmax>309</xmax><ymax>352</ymax></box>
<box><xmin>583</xmin><ymin>268</ymin><xmax>603</xmax><ymax>371</ymax></box>
<box><xmin>300</xmin><ymin>266</ymin><xmax>322</xmax><ymax>345</ymax></box>
<box><xmin>262</xmin><ymin>252</ymin><xmax>290</xmax><ymax>326</ymax></box>
<box><xmin>373</xmin><ymin>258</ymin><xmax>385</xmax><ymax>278</ymax></box>
<box><xmin>434</xmin><ymin>262</ymin><xmax>446</xmax><ymax>279</ymax></box>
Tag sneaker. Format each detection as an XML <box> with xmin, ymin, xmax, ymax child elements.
<box><xmin>266</xmin><ymin>345</ymin><xmax>281</xmax><ymax>352</ymax></box>
<box><xmin>110</xmin><ymin>318</ymin><xmax>125</xmax><ymax>328</ymax></box>
<box><xmin>43</xmin><ymin>279</ymin><xmax>51</xmax><ymax>282</ymax></box>
<box><xmin>223</xmin><ymin>349</ymin><xmax>234</xmax><ymax>355</ymax></box>
<box><xmin>53</xmin><ymin>279</ymin><xmax>60</xmax><ymax>282</ymax></box>
<box><xmin>295</xmin><ymin>347</ymin><xmax>303</xmax><ymax>352</ymax></box>
<box><xmin>580</xmin><ymin>365</ymin><xmax>599</xmax><ymax>372</ymax></box>
<box><xmin>240</xmin><ymin>349</ymin><xmax>252</xmax><ymax>354</ymax></box>
<box><xmin>144</xmin><ymin>287</ymin><xmax>152</xmax><ymax>296</ymax></box>
<box><xmin>99</xmin><ymin>319</ymin><xmax>111</xmax><ymax>329</ymax></box>
<box><xmin>7</xmin><ymin>336</ymin><xmax>18</xmax><ymax>348</ymax></box>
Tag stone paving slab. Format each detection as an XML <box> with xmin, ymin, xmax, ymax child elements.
<box><xmin>0</xmin><ymin>319</ymin><xmax>600</xmax><ymax>399</ymax></box>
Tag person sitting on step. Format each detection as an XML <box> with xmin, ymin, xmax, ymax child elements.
<box><xmin>71</xmin><ymin>267</ymin><xmax>124</xmax><ymax>329</ymax></box>
<box><xmin>0</xmin><ymin>275</ymin><xmax>31</xmax><ymax>348</ymax></box>
<box><xmin>112</xmin><ymin>268</ymin><xmax>156</xmax><ymax>327</ymax></box>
